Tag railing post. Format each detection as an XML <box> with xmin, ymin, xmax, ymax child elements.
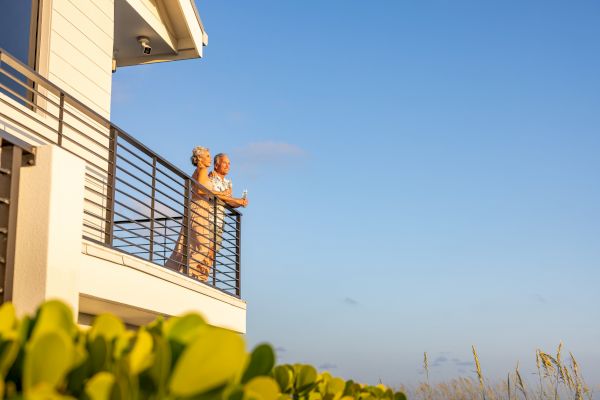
<box><xmin>212</xmin><ymin>196</ymin><xmax>217</xmax><ymax>286</ymax></box>
<box><xmin>104</xmin><ymin>127</ymin><xmax>118</xmax><ymax>245</ymax></box>
<box><xmin>57</xmin><ymin>92</ymin><xmax>65</xmax><ymax>146</ymax></box>
<box><xmin>236</xmin><ymin>213</ymin><xmax>241</xmax><ymax>297</ymax></box>
<box><xmin>149</xmin><ymin>156</ymin><xmax>156</xmax><ymax>261</ymax></box>
<box><xmin>183</xmin><ymin>178</ymin><xmax>191</xmax><ymax>275</ymax></box>
<box><xmin>163</xmin><ymin>223</ymin><xmax>167</xmax><ymax>263</ymax></box>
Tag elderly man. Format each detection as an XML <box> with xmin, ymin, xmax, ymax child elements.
<box><xmin>209</xmin><ymin>153</ymin><xmax>248</xmax><ymax>208</ymax></box>
<box><xmin>208</xmin><ymin>153</ymin><xmax>248</xmax><ymax>268</ymax></box>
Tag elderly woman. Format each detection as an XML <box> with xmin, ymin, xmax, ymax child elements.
<box><xmin>166</xmin><ymin>146</ymin><xmax>216</xmax><ymax>281</ymax></box>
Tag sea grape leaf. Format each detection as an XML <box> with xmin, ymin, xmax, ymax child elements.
<box><xmin>23</xmin><ymin>331</ymin><xmax>74</xmax><ymax>391</ymax></box>
<box><xmin>272</xmin><ymin>366</ymin><xmax>293</xmax><ymax>393</ymax></box>
<box><xmin>0</xmin><ymin>303</ymin><xmax>17</xmax><ymax>335</ymax></box>
<box><xmin>245</xmin><ymin>376</ymin><xmax>280</xmax><ymax>400</ymax></box>
<box><xmin>84</xmin><ymin>372</ymin><xmax>116</xmax><ymax>400</ymax></box>
<box><xmin>128</xmin><ymin>329</ymin><xmax>153</xmax><ymax>375</ymax></box>
<box><xmin>394</xmin><ymin>392</ymin><xmax>408</xmax><ymax>400</ymax></box>
<box><xmin>169</xmin><ymin>326</ymin><xmax>246</xmax><ymax>396</ymax></box>
<box><xmin>88</xmin><ymin>314</ymin><xmax>125</xmax><ymax>342</ymax></box>
<box><xmin>30</xmin><ymin>300</ymin><xmax>76</xmax><ymax>340</ymax></box>
<box><xmin>148</xmin><ymin>334</ymin><xmax>171</xmax><ymax>397</ymax></box>
<box><xmin>164</xmin><ymin>313</ymin><xmax>206</xmax><ymax>344</ymax></box>
<box><xmin>0</xmin><ymin>336</ymin><xmax>20</xmax><ymax>377</ymax></box>
<box><xmin>294</xmin><ymin>365</ymin><xmax>317</xmax><ymax>393</ymax></box>
<box><xmin>241</xmin><ymin>343</ymin><xmax>275</xmax><ymax>384</ymax></box>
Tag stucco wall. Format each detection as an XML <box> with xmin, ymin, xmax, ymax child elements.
<box><xmin>12</xmin><ymin>145</ymin><xmax>85</xmax><ymax>317</ymax></box>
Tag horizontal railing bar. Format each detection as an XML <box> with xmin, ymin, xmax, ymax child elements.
<box><xmin>1</xmin><ymin>50</ymin><xmax>109</xmax><ymax>129</ymax></box>
<box><xmin>1</xmin><ymin>49</ymin><xmax>61</xmax><ymax>97</ymax></box>
<box><xmin>0</xmin><ymin>76</ymin><xmax>43</xmax><ymax>112</ymax></box>
<box><xmin>116</xmin><ymin>142</ymin><xmax>156</xmax><ymax>175</ymax></box>
<box><xmin>115</xmin><ymin>216</ymin><xmax>183</xmax><ymax>224</ymax></box>
<box><xmin>116</xmin><ymin>130</ymin><xmax>189</xmax><ymax>181</ymax></box>
<box><xmin>154</xmin><ymin>163</ymin><xmax>187</xmax><ymax>189</ymax></box>
<box><xmin>114</xmin><ymin>191</ymin><xmax>181</xmax><ymax>228</ymax></box>
<box><xmin>115</xmin><ymin>162</ymin><xmax>186</xmax><ymax>212</ymax></box>
<box><xmin>112</xmin><ymin>201</ymin><xmax>184</xmax><ymax>244</ymax></box>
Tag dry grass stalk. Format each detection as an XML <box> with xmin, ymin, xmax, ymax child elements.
<box><xmin>424</xmin><ymin>352</ymin><xmax>432</xmax><ymax>400</ymax></box>
<box><xmin>424</xmin><ymin>352</ymin><xmax>429</xmax><ymax>380</ymax></box>
<box><xmin>536</xmin><ymin>349</ymin><xmax>546</xmax><ymax>399</ymax></box>
<box><xmin>539</xmin><ymin>352</ymin><xmax>557</xmax><ymax>376</ymax></box>
<box><xmin>472</xmin><ymin>345</ymin><xmax>486</xmax><ymax>400</ymax></box>
<box><xmin>514</xmin><ymin>362</ymin><xmax>528</xmax><ymax>400</ymax></box>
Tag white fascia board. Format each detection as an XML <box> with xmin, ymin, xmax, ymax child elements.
<box><xmin>125</xmin><ymin>0</ymin><xmax>178</xmax><ymax>52</ymax></box>
<box><xmin>179</xmin><ymin>0</ymin><xmax>208</xmax><ymax>53</ymax></box>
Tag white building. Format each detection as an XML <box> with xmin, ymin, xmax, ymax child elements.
<box><xmin>0</xmin><ymin>0</ymin><xmax>246</xmax><ymax>333</ymax></box>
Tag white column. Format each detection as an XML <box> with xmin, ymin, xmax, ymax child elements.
<box><xmin>11</xmin><ymin>144</ymin><xmax>85</xmax><ymax>318</ymax></box>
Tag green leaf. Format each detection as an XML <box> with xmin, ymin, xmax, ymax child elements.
<box><xmin>308</xmin><ymin>392</ymin><xmax>322</xmax><ymax>400</ymax></box>
<box><xmin>31</xmin><ymin>300</ymin><xmax>76</xmax><ymax>341</ymax></box>
<box><xmin>164</xmin><ymin>313</ymin><xmax>206</xmax><ymax>344</ymax></box>
<box><xmin>0</xmin><ymin>303</ymin><xmax>17</xmax><ymax>335</ymax></box>
<box><xmin>169</xmin><ymin>326</ymin><xmax>246</xmax><ymax>396</ymax></box>
<box><xmin>26</xmin><ymin>383</ymin><xmax>77</xmax><ymax>399</ymax></box>
<box><xmin>128</xmin><ymin>329</ymin><xmax>153</xmax><ymax>375</ymax></box>
<box><xmin>148</xmin><ymin>335</ymin><xmax>171</xmax><ymax>398</ymax></box>
<box><xmin>272</xmin><ymin>366</ymin><xmax>293</xmax><ymax>393</ymax></box>
<box><xmin>394</xmin><ymin>392</ymin><xmax>408</xmax><ymax>400</ymax></box>
<box><xmin>242</xmin><ymin>344</ymin><xmax>275</xmax><ymax>384</ymax></box>
<box><xmin>23</xmin><ymin>331</ymin><xmax>74</xmax><ymax>391</ymax></box>
<box><xmin>327</xmin><ymin>378</ymin><xmax>346</xmax><ymax>395</ymax></box>
<box><xmin>88</xmin><ymin>314</ymin><xmax>125</xmax><ymax>342</ymax></box>
<box><xmin>88</xmin><ymin>335</ymin><xmax>108</xmax><ymax>374</ymax></box>
<box><xmin>245</xmin><ymin>376</ymin><xmax>280</xmax><ymax>400</ymax></box>
<box><xmin>84</xmin><ymin>372</ymin><xmax>116</xmax><ymax>400</ymax></box>
<box><xmin>294</xmin><ymin>365</ymin><xmax>317</xmax><ymax>393</ymax></box>
<box><xmin>113</xmin><ymin>330</ymin><xmax>134</xmax><ymax>361</ymax></box>
<box><xmin>0</xmin><ymin>337</ymin><xmax>21</xmax><ymax>377</ymax></box>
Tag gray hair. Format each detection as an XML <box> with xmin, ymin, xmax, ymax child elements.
<box><xmin>190</xmin><ymin>146</ymin><xmax>209</xmax><ymax>166</ymax></box>
<box><xmin>214</xmin><ymin>153</ymin><xmax>228</xmax><ymax>165</ymax></box>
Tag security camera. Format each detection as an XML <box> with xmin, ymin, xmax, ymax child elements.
<box><xmin>137</xmin><ymin>36</ymin><xmax>151</xmax><ymax>55</ymax></box>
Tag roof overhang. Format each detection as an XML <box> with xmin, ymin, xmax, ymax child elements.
<box><xmin>114</xmin><ymin>0</ymin><xmax>208</xmax><ymax>67</ymax></box>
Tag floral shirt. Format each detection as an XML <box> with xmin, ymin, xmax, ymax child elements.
<box><xmin>209</xmin><ymin>172</ymin><xmax>232</xmax><ymax>193</ymax></box>
<box><xmin>208</xmin><ymin>172</ymin><xmax>231</xmax><ymax>230</ymax></box>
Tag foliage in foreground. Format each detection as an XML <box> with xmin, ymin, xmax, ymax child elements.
<box><xmin>0</xmin><ymin>301</ymin><xmax>407</xmax><ymax>400</ymax></box>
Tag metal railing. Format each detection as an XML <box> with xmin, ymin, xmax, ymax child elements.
<box><xmin>0</xmin><ymin>48</ymin><xmax>242</xmax><ymax>296</ymax></box>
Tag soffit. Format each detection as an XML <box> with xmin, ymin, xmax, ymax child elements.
<box><xmin>114</xmin><ymin>0</ymin><xmax>207</xmax><ymax>67</ymax></box>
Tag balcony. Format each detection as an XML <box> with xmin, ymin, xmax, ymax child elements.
<box><xmin>0</xmin><ymin>49</ymin><xmax>244</xmax><ymax>330</ymax></box>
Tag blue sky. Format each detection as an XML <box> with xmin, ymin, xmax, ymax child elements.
<box><xmin>111</xmin><ymin>0</ymin><xmax>600</xmax><ymax>388</ymax></box>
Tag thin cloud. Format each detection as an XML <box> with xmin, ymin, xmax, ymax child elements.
<box><xmin>434</xmin><ymin>356</ymin><xmax>448</xmax><ymax>363</ymax></box>
<box><xmin>343</xmin><ymin>297</ymin><xmax>359</xmax><ymax>306</ymax></box>
<box><xmin>452</xmin><ymin>358</ymin><xmax>474</xmax><ymax>367</ymax></box>
<box><xmin>275</xmin><ymin>346</ymin><xmax>287</xmax><ymax>353</ymax></box>
<box><xmin>533</xmin><ymin>293</ymin><xmax>548</xmax><ymax>304</ymax></box>
<box><xmin>232</xmin><ymin>141</ymin><xmax>307</xmax><ymax>177</ymax></box>
<box><xmin>319</xmin><ymin>363</ymin><xmax>338</xmax><ymax>370</ymax></box>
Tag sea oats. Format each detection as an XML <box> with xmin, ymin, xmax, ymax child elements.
<box><xmin>556</xmin><ymin>342</ymin><xmax>563</xmax><ymax>366</ymax></box>
<box><xmin>472</xmin><ymin>345</ymin><xmax>486</xmax><ymax>400</ymax></box>
<box><xmin>515</xmin><ymin>362</ymin><xmax>528</xmax><ymax>400</ymax></box>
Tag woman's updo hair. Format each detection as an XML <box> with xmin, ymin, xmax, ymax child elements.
<box><xmin>190</xmin><ymin>146</ymin><xmax>209</xmax><ymax>166</ymax></box>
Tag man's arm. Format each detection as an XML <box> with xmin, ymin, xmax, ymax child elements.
<box><xmin>213</xmin><ymin>191</ymin><xmax>248</xmax><ymax>208</ymax></box>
